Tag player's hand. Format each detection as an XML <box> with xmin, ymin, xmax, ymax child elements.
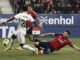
<box><xmin>1</xmin><ymin>22</ymin><xmax>7</xmax><ymax>26</ymax></box>
<box><xmin>39</xmin><ymin>23</ymin><xmax>42</xmax><ymax>28</ymax></box>
<box><xmin>39</xmin><ymin>34</ymin><xmax>45</xmax><ymax>37</ymax></box>
<box><xmin>39</xmin><ymin>23</ymin><xmax>45</xmax><ymax>33</ymax></box>
<box><xmin>41</xmin><ymin>29</ymin><xmax>45</xmax><ymax>33</ymax></box>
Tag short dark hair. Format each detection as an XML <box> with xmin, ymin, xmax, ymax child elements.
<box><xmin>65</xmin><ymin>30</ymin><xmax>71</xmax><ymax>35</ymax></box>
<box><xmin>21</xmin><ymin>6</ymin><xmax>27</xmax><ymax>11</ymax></box>
<box><xmin>27</xmin><ymin>4</ymin><xmax>33</xmax><ymax>8</ymax></box>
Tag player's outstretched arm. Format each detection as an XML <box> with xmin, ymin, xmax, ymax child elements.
<box><xmin>71</xmin><ymin>45</ymin><xmax>80</xmax><ymax>51</ymax></box>
<box><xmin>6</xmin><ymin>17</ymin><xmax>15</xmax><ymax>22</ymax></box>
<box><xmin>39</xmin><ymin>33</ymin><xmax>56</xmax><ymax>37</ymax></box>
<box><xmin>2</xmin><ymin>17</ymin><xmax>15</xmax><ymax>26</ymax></box>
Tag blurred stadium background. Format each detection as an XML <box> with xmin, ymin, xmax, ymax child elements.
<box><xmin>0</xmin><ymin>0</ymin><xmax>80</xmax><ymax>14</ymax></box>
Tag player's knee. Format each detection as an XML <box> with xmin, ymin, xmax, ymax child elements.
<box><xmin>11</xmin><ymin>34</ymin><xmax>16</xmax><ymax>39</ymax></box>
<box><xmin>34</xmin><ymin>42</ymin><xmax>39</xmax><ymax>46</ymax></box>
<box><xmin>39</xmin><ymin>50</ymin><xmax>43</xmax><ymax>54</ymax></box>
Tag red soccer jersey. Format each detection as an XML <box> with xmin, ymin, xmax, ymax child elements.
<box><xmin>50</xmin><ymin>34</ymin><xmax>72</xmax><ymax>50</ymax></box>
<box><xmin>26</xmin><ymin>21</ymin><xmax>33</xmax><ymax>28</ymax></box>
<box><xmin>27</xmin><ymin>11</ymin><xmax>38</xmax><ymax>18</ymax></box>
<box><xmin>26</xmin><ymin>11</ymin><xmax>38</xmax><ymax>28</ymax></box>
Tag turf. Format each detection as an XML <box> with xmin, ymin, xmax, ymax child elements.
<box><xmin>0</xmin><ymin>38</ymin><xmax>80</xmax><ymax>60</ymax></box>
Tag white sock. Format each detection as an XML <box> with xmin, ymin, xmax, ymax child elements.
<box><xmin>9</xmin><ymin>38</ymin><xmax>15</xmax><ymax>48</ymax></box>
<box><xmin>23</xmin><ymin>45</ymin><xmax>35</xmax><ymax>51</ymax></box>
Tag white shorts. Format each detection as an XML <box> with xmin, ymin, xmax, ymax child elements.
<box><xmin>13</xmin><ymin>28</ymin><xmax>26</xmax><ymax>44</ymax></box>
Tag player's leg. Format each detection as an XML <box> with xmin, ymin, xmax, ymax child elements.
<box><xmin>34</xmin><ymin>41</ymin><xmax>47</xmax><ymax>52</ymax></box>
<box><xmin>27</xmin><ymin>27</ymin><xmax>34</xmax><ymax>41</ymax></box>
<box><xmin>16</xmin><ymin>27</ymin><xmax>34</xmax><ymax>50</ymax></box>
<box><xmin>27</xmin><ymin>34</ymin><xmax>41</xmax><ymax>42</ymax></box>
<box><xmin>27</xmin><ymin>34</ymin><xmax>34</xmax><ymax>41</ymax></box>
<box><xmin>10</xmin><ymin>34</ymin><xmax>17</xmax><ymax>48</ymax></box>
<box><xmin>34</xmin><ymin>41</ymin><xmax>50</xmax><ymax>48</ymax></box>
<box><xmin>34</xmin><ymin>41</ymin><xmax>45</xmax><ymax>54</ymax></box>
<box><xmin>27</xmin><ymin>27</ymin><xmax>42</xmax><ymax>50</ymax></box>
<box><xmin>34</xmin><ymin>41</ymin><xmax>54</xmax><ymax>54</ymax></box>
<box><xmin>40</xmin><ymin>44</ymin><xmax>54</xmax><ymax>54</ymax></box>
<box><xmin>17</xmin><ymin>32</ymin><xmax>35</xmax><ymax>51</ymax></box>
<box><xmin>5</xmin><ymin>34</ymin><xmax>17</xmax><ymax>51</ymax></box>
<box><xmin>27</xmin><ymin>27</ymin><xmax>40</xmax><ymax>41</ymax></box>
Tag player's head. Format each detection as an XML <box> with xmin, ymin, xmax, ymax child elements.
<box><xmin>63</xmin><ymin>30</ymin><xmax>71</xmax><ymax>38</ymax></box>
<box><xmin>27</xmin><ymin>5</ymin><xmax>33</xmax><ymax>12</ymax></box>
<box><xmin>20</xmin><ymin>6</ymin><xmax>27</xmax><ymax>13</ymax></box>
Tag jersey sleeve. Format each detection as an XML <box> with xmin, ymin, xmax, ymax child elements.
<box><xmin>14</xmin><ymin>13</ymin><xmax>21</xmax><ymax>19</ymax></box>
<box><xmin>29</xmin><ymin>15</ymin><xmax>35</xmax><ymax>22</ymax></box>
<box><xmin>33</xmin><ymin>12</ymin><xmax>38</xmax><ymax>18</ymax></box>
<box><xmin>67</xmin><ymin>40</ymin><xmax>72</xmax><ymax>46</ymax></box>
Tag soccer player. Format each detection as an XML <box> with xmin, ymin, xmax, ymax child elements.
<box><xmin>34</xmin><ymin>30</ymin><xmax>80</xmax><ymax>56</ymax></box>
<box><xmin>26</xmin><ymin>5</ymin><xmax>44</xmax><ymax>41</ymax></box>
<box><xmin>1</xmin><ymin>8</ymin><xmax>41</xmax><ymax>54</ymax></box>
<box><xmin>16</xmin><ymin>5</ymin><xmax>44</xmax><ymax>50</ymax></box>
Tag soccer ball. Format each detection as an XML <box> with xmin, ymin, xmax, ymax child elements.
<box><xmin>3</xmin><ymin>39</ymin><xmax>9</xmax><ymax>46</ymax></box>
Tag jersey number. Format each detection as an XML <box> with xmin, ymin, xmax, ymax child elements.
<box><xmin>21</xmin><ymin>20</ymin><xmax>26</xmax><ymax>27</ymax></box>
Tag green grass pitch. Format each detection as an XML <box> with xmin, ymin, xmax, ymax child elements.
<box><xmin>0</xmin><ymin>38</ymin><xmax>80</xmax><ymax>60</ymax></box>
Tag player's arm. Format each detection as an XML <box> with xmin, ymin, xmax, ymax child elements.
<box><xmin>34</xmin><ymin>12</ymin><xmax>42</xmax><ymax>28</ymax></box>
<box><xmin>71</xmin><ymin>45</ymin><xmax>80</xmax><ymax>51</ymax></box>
<box><xmin>2</xmin><ymin>13</ymin><xmax>20</xmax><ymax>26</ymax></box>
<box><xmin>37</xmin><ymin>17</ymin><xmax>41</xmax><ymax>24</ymax></box>
<box><xmin>36</xmin><ymin>17</ymin><xmax>44</xmax><ymax>33</ymax></box>
<box><xmin>2</xmin><ymin>17</ymin><xmax>15</xmax><ymax>26</ymax></box>
<box><xmin>7</xmin><ymin>17</ymin><xmax>15</xmax><ymax>22</ymax></box>
<box><xmin>33</xmin><ymin>21</ymin><xmax>42</xmax><ymax>30</ymax></box>
<box><xmin>29</xmin><ymin>15</ymin><xmax>44</xmax><ymax>33</ymax></box>
<box><xmin>36</xmin><ymin>17</ymin><xmax>42</xmax><ymax>28</ymax></box>
<box><xmin>39</xmin><ymin>33</ymin><xmax>57</xmax><ymax>37</ymax></box>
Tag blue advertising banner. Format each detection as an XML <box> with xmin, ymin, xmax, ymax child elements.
<box><xmin>0</xmin><ymin>14</ymin><xmax>80</xmax><ymax>38</ymax></box>
<box><xmin>39</xmin><ymin>14</ymin><xmax>80</xmax><ymax>26</ymax></box>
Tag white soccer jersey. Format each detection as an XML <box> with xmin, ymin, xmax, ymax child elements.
<box><xmin>13</xmin><ymin>12</ymin><xmax>35</xmax><ymax>36</ymax></box>
<box><xmin>14</xmin><ymin>12</ymin><xmax>34</xmax><ymax>28</ymax></box>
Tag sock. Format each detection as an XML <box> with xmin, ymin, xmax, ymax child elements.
<box><xmin>9</xmin><ymin>38</ymin><xmax>15</xmax><ymax>48</ymax></box>
<box><xmin>23</xmin><ymin>45</ymin><xmax>35</xmax><ymax>51</ymax></box>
